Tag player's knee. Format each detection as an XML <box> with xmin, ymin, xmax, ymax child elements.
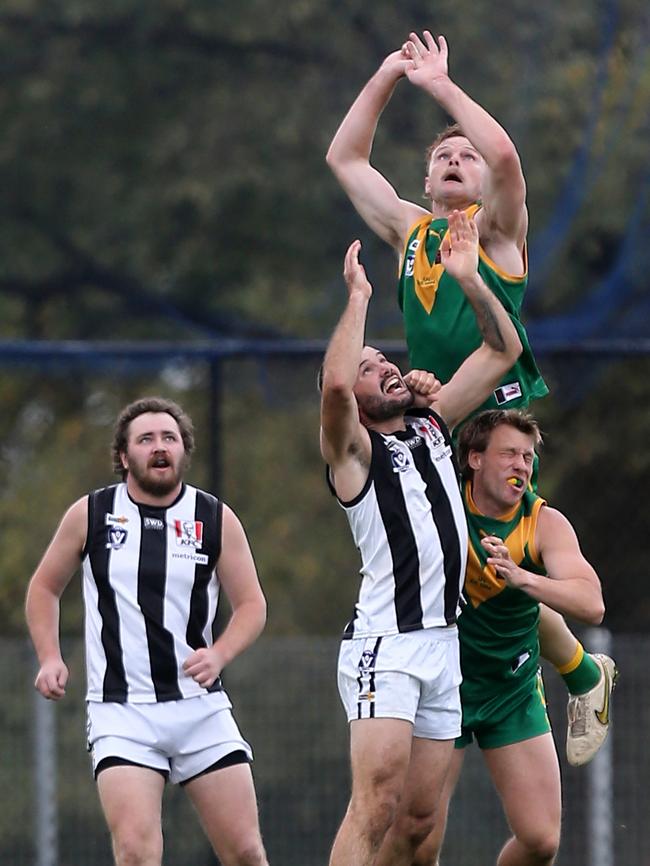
<box><xmin>517</xmin><ymin>826</ymin><xmax>560</xmax><ymax>863</ymax></box>
<box><xmin>392</xmin><ymin>809</ymin><xmax>437</xmax><ymax>852</ymax></box>
<box><xmin>350</xmin><ymin>787</ymin><xmax>401</xmax><ymax>847</ymax></box>
<box><xmin>112</xmin><ymin>826</ymin><xmax>163</xmax><ymax>866</ymax></box>
<box><xmin>231</xmin><ymin>839</ymin><xmax>268</xmax><ymax>866</ymax></box>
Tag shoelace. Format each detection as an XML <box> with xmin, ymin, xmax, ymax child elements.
<box><xmin>567</xmin><ymin>696</ymin><xmax>587</xmax><ymax>736</ymax></box>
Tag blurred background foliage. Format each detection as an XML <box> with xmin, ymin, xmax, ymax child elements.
<box><xmin>0</xmin><ymin>0</ymin><xmax>649</xmax><ymax>635</ymax></box>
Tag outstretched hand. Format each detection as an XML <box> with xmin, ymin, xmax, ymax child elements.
<box><xmin>343</xmin><ymin>240</ymin><xmax>373</xmax><ymax>300</ymax></box>
<box><xmin>440</xmin><ymin>210</ymin><xmax>479</xmax><ymax>282</ymax></box>
<box><xmin>403</xmin><ymin>31</ymin><xmax>449</xmax><ymax>89</ymax></box>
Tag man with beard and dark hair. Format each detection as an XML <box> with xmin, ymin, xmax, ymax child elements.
<box><xmin>25</xmin><ymin>397</ymin><xmax>270</xmax><ymax>866</ymax></box>
<box><xmin>320</xmin><ymin>210</ymin><xmax>522</xmax><ymax>866</ymax></box>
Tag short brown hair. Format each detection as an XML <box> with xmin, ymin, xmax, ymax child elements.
<box><xmin>424</xmin><ymin>123</ymin><xmax>467</xmax><ymax>169</ymax></box>
<box><xmin>456</xmin><ymin>409</ymin><xmax>542</xmax><ymax>480</ymax></box>
<box><xmin>111</xmin><ymin>397</ymin><xmax>195</xmax><ymax>478</ymax></box>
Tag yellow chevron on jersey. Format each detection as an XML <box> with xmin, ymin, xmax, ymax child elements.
<box><xmin>463</xmin><ymin>481</ymin><xmax>545</xmax><ymax>609</ymax></box>
<box><xmin>407</xmin><ymin>203</ymin><xmax>482</xmax><ymax>313</ymax></box>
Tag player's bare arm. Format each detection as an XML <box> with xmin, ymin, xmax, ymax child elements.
<box><xmin>326</xmin><ymin>50</ymin><xmax>429</xmax><ymax>252</ymax></box>
<box><xmin>435</xmin><ymin>211</ymin><xmax>522</xmax><ymax>429</ymax></box>
<box><xmin>404</xmin><ymin>31</ymin><xmax>527</xmax><ymax>257</ymax></box>
<box><xmin>320</xmin><ymin>240</ymin><xmax>373</xmax><ymax>501</ymax></box>
<box><xmin>25</xmin><ymin>496</ymin><xmax>88</xmax><ymax>700</ymax></box>
<box><xmin>482</xmin><ymin>507</ymin><xmax>604</xmax><ymax>624</ymax></box>
<box><xmin>183</xmin><ymin>504</ymin><xmax>267</xmax><ymax>689</ymax></box>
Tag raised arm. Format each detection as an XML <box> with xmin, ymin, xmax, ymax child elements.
<box><xmin>25</xmin><ymin>496</ymin><xmax>88</xmax><ymax>700</ymax></box>
<box><xmin>326</xmin><ymin>50</ymin><xmax>429</xmax><ymax>252</ymax></box>
<box><xmin>183</xmin><ymin>504</ymin><xmax>267</xmax><ymax>689</ymax></box>
<box><xmin>482</xmin><ymin>507</ymin><xmax>605</xmax><ymax>624</ymax></box>
<box><xmin>435</xmin><ymin>211</ymin><xmax>522</xmax><ymax>429</ymax></box>
<box><xmin>319</xmin><ymin>240</ymin><xmax>373</xmax><ymax>501</ymax></box>
<box><xmin>405</xmin><ymin>31</ymin><xmax>527</xmax><ymax>250</ymax></box>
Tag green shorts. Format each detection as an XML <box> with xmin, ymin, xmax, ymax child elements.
<box><xmin>456</xmin><ymin>669</ymin><xmax>550</xmax><ymax>750</ymax></box>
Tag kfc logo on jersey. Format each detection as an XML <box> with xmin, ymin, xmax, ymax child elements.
<box><xmin>174</xmin><ymin>520</ymin><xmax>203</xmax><ymax>548</ymax></box>
<box><xmin>423</xmin><ymin>418</ymin><xmax>452</xmax><ymax>461</ymax></box>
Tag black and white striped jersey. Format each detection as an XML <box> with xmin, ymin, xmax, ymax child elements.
<box><xmin>329</xmin><ymin>410</ymin><xmax>467</xmax><ymax>639</ymax></box>
<box><xmin>81</xmin><ymin>482</ymin><xmax>223</xmax><ymax>703</ymax></box>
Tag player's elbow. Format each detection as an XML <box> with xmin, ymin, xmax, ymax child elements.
<box><xmin>326</xmin><ymin>142</ymin><xmax>345</xmax><ymax>174</ymax></box>
<box><xmin>588</xmin><ymin>597</ymin><xmax>606</xmax><ymax>625</ymax></box>
<box><xmin>491</xmin><ymin>136</ymin><xmax>523</xmax><ymax>177</ymax></box>
<box><xmin>505</xmin><ymin>333</ymin><xmax>523</xmax><ymax>366</ymax></box>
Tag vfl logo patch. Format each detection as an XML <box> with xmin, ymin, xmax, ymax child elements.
<box><xmin>175</xmin><ymin>520</ymin><xmax>203</xmax><ymax>548</ymax></box>
<box><xmin>388</xmin><ymin>443</ymin><xmax>411</xmax><ymax>473</ymax></box>
<box><xmin>404</xmin><ymin>238</ymin><xmax>420</xmax><ymax>277</ymax></box>
<box><xmin>106</xmin><ymin>526</ymin><xmax>128</xmax><ymax>550</ymax></box>
<box><xmin>358</xmin><ymin>648</ymin><xmax>377</xmax><ymax>672</ymax></box>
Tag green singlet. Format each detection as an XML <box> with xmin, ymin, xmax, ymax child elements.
<box><xmin>398</xmin><ymin>205</ymin><xmax>548</xmax><ymax>419</ymax></box>
<box><xmin>456</xmin><ymin>481</ymin><xmax>551</xmax><ymax>749</ymax></box>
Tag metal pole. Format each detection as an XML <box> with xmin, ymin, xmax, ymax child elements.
<box><xmin>585</xmin><ymin>626</ymin><xmax>614</xmax><ymax>866</ymax></box>
<box><xmin>208</xmin><ymin>359</ymin><xmax>222</xmax><ymax>496</ymax></box>
<box><xmin>34</xmin><ymin>686</ymin><xmax>58</xmax><ymax>866</ymax></box>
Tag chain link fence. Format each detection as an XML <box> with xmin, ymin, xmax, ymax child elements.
<box><xmin>3</xmin><ymin>633</ymin><xmax>648</xmax><ymax>865</ymax></box>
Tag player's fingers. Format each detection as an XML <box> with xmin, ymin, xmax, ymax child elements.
<box><xmin>409</xmin><ymin>32</ymin><xmax>427</xmax><ymax>55</ymax></box>
<box><xmin>344</xmin><ymin>239</ymin><xmax>361</xmax><ymax>270</ymax></box>
<box><xmin>422</xmin><ymin>30</ymin><xmax>437</xmax><ymax>51</ymax></box>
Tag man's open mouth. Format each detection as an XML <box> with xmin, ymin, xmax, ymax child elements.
<box><xmin>382</xmin><ymin>375</ymin><xmax>404</xmax><ymax>395</ymax></box>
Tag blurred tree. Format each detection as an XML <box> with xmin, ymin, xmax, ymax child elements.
<box><xmin>0</xmin><ymin>0</ymin><xmax>649</xmax><ymax>635</ymax></box>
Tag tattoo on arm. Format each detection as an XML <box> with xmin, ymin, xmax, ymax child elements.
<box><xmin>473</xmin><ymin>297</ymin><xmax>506</xmax><ymax>352</ymax></box>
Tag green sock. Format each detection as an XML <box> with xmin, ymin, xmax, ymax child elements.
<box><xmin>560</xmin><ymin>648</ymin><xmax>601</xmax><ymax>695</ymax></box>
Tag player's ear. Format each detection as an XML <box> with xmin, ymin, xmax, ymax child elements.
<box><xmin>120</xmin><ymin>451</ymin><xmax>128</xmax><ymax>471</ymax></box>
<box><xmin>468</xmin><ymin>450</ymin><xmax>482</xmax><ymax>471</ymax></box>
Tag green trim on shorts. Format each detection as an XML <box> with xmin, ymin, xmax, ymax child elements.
<box><xmin>455</xmin><ymin>670</ymin><xmax>550</xmax><ymax>750</ymax></box>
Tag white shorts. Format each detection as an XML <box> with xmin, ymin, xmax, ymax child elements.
<box><xmin>86</xmin><ymin>691</ymin><xmax>253</xmax><ymax>785</ymax></box>
<box><xmin>337</xmin><ymin>627</ymin><xmax>462</xmax><ymax>740</ymax></box>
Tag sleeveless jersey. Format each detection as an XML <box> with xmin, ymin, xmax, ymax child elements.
<box><xmin>398</xmin><ymin>204</ymin><xmax>548</xmax><ymax>418</ymax></box>
<box><xmin>328</xmin><ymin>410</ymin><xmax>467</xmax><ymax>639</ymax></box>
<box><xmin>82</xmin><ymin>482</ymin><xmax>224</xmax><ymax>703</ymax></box>
<box><xmin>458</xmin><ymin>481</ymin><xmax>547</xmax><ymax>725</ymax></box>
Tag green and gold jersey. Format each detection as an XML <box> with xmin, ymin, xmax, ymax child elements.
<box><xmin>458</xmin><ymin>481</ymin><xmax>547</xmax><ymax>728</ymax></box>
<box><xmin>398</xmin><ymin>205</ymin><xmax>548</xmax><ymax>420</ymax></box>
